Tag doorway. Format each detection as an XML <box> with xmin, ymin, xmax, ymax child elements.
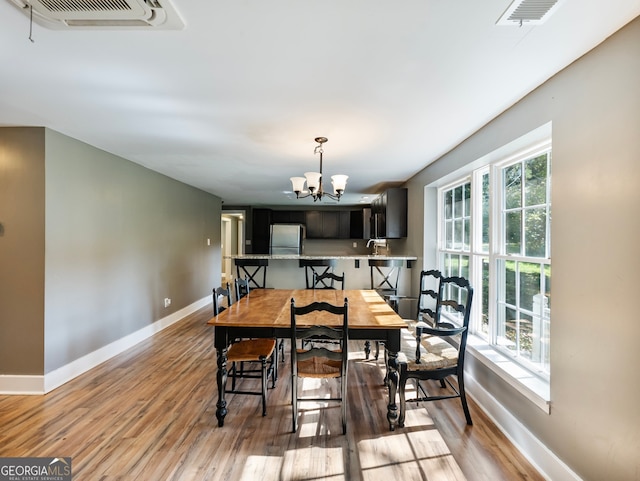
<box><xmin>221</xmin><ymin>211</ymin><xmax>245</xmax><ymax>284</ymax></box>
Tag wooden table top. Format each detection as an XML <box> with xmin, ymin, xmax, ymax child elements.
<box><xmin>208</xmin><ymin>289</ymin><xmax>407</xmax><ymax>329</ymax></box>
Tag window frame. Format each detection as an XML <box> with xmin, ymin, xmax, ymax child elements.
<box><xmin>436</xmin><ymin>141</ymin><xmax>552</xmax><ymax>385</ymax></box>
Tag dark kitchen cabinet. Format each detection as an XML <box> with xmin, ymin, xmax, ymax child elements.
<box><xmin>371</xmin><ymin>188</ymin><xmax>407</xmax><ymax>238</ymax></box>
<box><xmin>305</xmin><ymin>210</ymin><xmax>352</xmax><ymax>239</ymax></box>
<box><xmin>350</xmin><ymin>209</ymin><xmax>366</xmax><ymax>239</ymax></box>
<box><xmin>251</xmin><ymin>208</ymin><xmax>272</xmax><ymax>254</ymax></box>
<box><xmin>271</xmin><ymin>210</ymin><xmax>306</xmax><ymax>224</ymax></box>
<box><xmin>305</xmin><ymin>211</ymin><xmax>323</xmax><ymax>238</ymax></box>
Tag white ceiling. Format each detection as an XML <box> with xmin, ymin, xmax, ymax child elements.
<box><xmin>1</xmin><ymin>0</ymin><xmax>639</xmax><ymax>206</ymax></box>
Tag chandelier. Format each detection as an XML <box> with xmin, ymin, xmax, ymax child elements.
<box><xmin>290</xmin><ymin>137</ymin><xmax>348</xmax><ymax>202</ymax></box>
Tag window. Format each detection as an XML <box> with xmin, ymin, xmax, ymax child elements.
<box><xmin>438</xmin><ymin>146</ymin><xmax>551</xmax><ymax>379</ymax></box>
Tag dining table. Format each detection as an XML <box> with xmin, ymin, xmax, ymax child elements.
<box><xmin>208</xmin><ymin>288</ymin><xmax>407</xmax><ymax>430</ymax></box>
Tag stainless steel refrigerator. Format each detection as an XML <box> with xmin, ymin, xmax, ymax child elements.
<box><xmin>270</xmin><ymin>224</ymin><xmax>304</xmax><ymax>255</ymax></box>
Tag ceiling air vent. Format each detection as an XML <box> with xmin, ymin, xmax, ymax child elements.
<box><xmin>6</xmin><ymin>0</ymin><xmax>184</xmax><ymax>29</ymax></box>
<box><xmin>496</xmin><ymin>0</ymin><xmax>565</xmax><ymax>26</ymax></box>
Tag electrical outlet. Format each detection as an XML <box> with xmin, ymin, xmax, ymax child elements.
<box><xmin>352</xmin><ymin>242</ymin><xmax>357</xmax><ymax>248</ymax></box>
<box><xmin>164</xmin><ymin>298</ymin><xmax>171</xmax><ymax>308</ymax></box>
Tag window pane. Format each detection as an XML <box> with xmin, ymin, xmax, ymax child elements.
<box><xmin>454</xmin><ymin>220</ymin><xmax>462</xmax><ymax>249</ymax></box>
<box><xmin>504</xmin><ymin>260</ymin><xmax>516</xmax><ymax>306</ymax></box>
<box><xmin>463</xmin><ymin>183</ymin><xmax>471</xmax><ymax>216</ymax></box>
<box><xmin>454</xmin><ymin>185</ymin><xmax>463</xmax><ymax>218</ymax></box>
<box><xmin>545</xmin><ymin>264</ymin><xmax>552</xmax><ymax>310</ymax></box>
<box><xmin>519</xmin><ymin>313</ymin><xmax>534</xmax><ymax>360</ymax></box>
<box><xmin>463</xmin><ymin>218</ymin><xmax>470</xmax><ymax>251</ymax></box>
<box><xmin>445</xmin><ymin>190</ymin><xmax>453</xmax><ymax>219</ymax></box>
<box><xmin>525</xmin><ymin>154</ymin><xmax>548</xmax><ymax>206</ymax></box>
<box><xmin>519</xmin><ymin>263</ymin><xmax>541</xmax><ymax>311</ymax></box>
<box><xmin>443</xmin><ymin>253</ymin><xmax>452</xmax><ymax>277</ymax></box>
<box><xmin>498</xmin><ymin>306</ymin><xmax>517</xmax><ymax>353</ymax></box>
<box><xmin>505</xmin><ymin>211</ymin><xmax>521</xmax><ymax>254</ymax></box>
<box><xmin>525</xmin><ymin>207</ymin><xmax>547</xmax><ymax>257</ymax></box>
<box><xmin>450</xmin><ymin>255</ymin><xmax>459</xmax><ymax>278</ymax></box>
<box><xmin>504</xmin><ymin>164</ymin><xmax>521</xmax><ymax>209</ymax></box>
<box><xmin>445</xmin><ymin>220</ymin><xmax>453</xmax><ymax>249</ymax></box>
<box><xmin>460</xmin><ymin>255</ymin><xmax>469</xmax><ymax>280</ymax></box>
<box><xmin>482</xmin><ymin>173</ymin><xmax>490</xmax><ymax>252</ymax></box>
<box><xmin>480</xmin><ymin>257</ymin><xmax>490</xmax><ymax>337</ymax></box>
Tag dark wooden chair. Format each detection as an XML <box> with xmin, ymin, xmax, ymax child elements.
<box><xmin>313</xmin><ymin>271</ymin><xmax>345</xmax><ymax>290</ymax></box>
<box><xmin>366</xmin><ymin>258</ymin><xmax>404</xmax><ymax>359</ymax></box>
<box><xmin>234</xmin><ymin>258</ymin><xmax>269</xmax><ymax>289</ymax></box>
<box><xmin>369</xmin><ymin>258</ymin><xmax>403</xmax><ymax>303</ymax></box>
<box><xmin>234</xmin><ymin>276</ymin><xmax>250</xmax><ymax>301</ymax></box>
<box><xmin>290</xmin><ymin>297</ymin><xmax>349</xmax><ymax>434</ymax></box>
<box><xmin>213</xmin><ymin>284</ymin><xmax>276</xmax><ymax>417</ymax></box>
<box><xmin>397</xmin><ymin>275</ymin><xmax>474</xmax><ymax>426</ymax></box>
<box><xmin>233</xmin><ymin>276</ymin><xmax>280</xmax><ymax>380</ymax></box>
<box><xmin>212</xmin><ymin>283</ymin><xmax>232</xmax><ymax>316</ymax></box>
<box><xmin>299</xmin><ymin>259</ymin><xmax>338</xmax><ymax>288</ymax></box>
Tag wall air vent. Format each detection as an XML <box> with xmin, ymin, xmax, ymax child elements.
<box><xmin>497</xmin><ymin>0</ymin><xmax>565</xmax><ymax>26</ymax></box>
<box><xmin>6</xmin><ymin>0</ymin><xmax>184</xmax><ymax>29</ymax></box>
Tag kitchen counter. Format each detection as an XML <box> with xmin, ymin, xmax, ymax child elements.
<box><xmin>226</xmin><ymin>254</ymin><xmax>416</xmax><ymax>260</ymax></box>
<box><xmin>226</xmin><ymin>254</ymin><xmax>417</xmax><ymax>268</ymax></box>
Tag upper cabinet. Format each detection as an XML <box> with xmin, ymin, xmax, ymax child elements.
<box><xmin>249</xmin><ymin>207</ymin><xmax>368</xmax><ymax>244</ymax></box>
<box><xmin>305</xmin><ymin>210</ymin><xmax>351</xmax><ymax>239</ymax></box>
<box><xmin>271</xmin><ymin>210</ymin><xmax>306</xmax><ymax>224</ymax></box>
<box><xmin>251</xmin><ymin>208</ymin><xmax>272</xmax><ymax>254</ymax></box>
<box><xmin>371</xmin><ymin>188</ymin><xmax>407</xmax><ymax>238</ymax></box>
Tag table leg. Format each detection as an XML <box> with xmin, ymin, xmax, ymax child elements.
<box><xmin>216</xmin><ymin>346</ymin><xmax>228</xmax><ymax>427</ymax></box>
<box><xmin>386</xmin><ymin>349</ymin><xmax>400</xmax><ymax>431</ymax></box>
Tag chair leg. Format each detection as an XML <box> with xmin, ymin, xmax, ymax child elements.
<box><xmin>269</xmin><ymin>352</ymin><xmax>277</xmax><ymax>389</ymax></box>
<box><xmin>230</xmin><ymin>362</ymin><xmax>237</xmax><ymax>391</ymax></box>
<box><xmin>458</xmin><ymin>372</ymin><xmax>472</xmax><ymax>425</ymax></box>
<box><xmin>341</xmin><ymin>375</ymin><xmax>347</xmax><ymax>435</ymax></box>
<box><xmin>398</xmin><ymin>369</ymin><xmax>408</xmax><ymax>428</ymax></box>
<box><xmin>291</xmin><ymin>374</ymin><xmax>298</xmax><ymax>433</ymax></box>
<box><xmin>261</xmin><ymin>357</ymin><xmax>268</xmax><ymax>416</ymax></box>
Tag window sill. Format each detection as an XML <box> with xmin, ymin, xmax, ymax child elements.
<box><xmin>466</xmin><ymin>335</ymin><xmax>550</xmax><ymax>413</ymax></box>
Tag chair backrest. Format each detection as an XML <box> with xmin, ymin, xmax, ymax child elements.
<box><xmin>416</xmin><ymin>269</ymin><xmax>441</xmax><ymax>324</ymax></box>
<box><xmin>299</xmin><ymin>259</ymin><xmax>338</xmax><ymax>289</ymax></box>
<box><xmin>416</xmin><ymin>276</ymin><xmax>473</xmax><ymax>365</ymax></box>
<box><xmin>435</xmin><ymin>276</ymin><xmax>473</xmax><ymax>332</ymax></box>
<box><xmin>369</xmin><ymin>258</ymin><xmax>403</xmax><ymax>293</ymax></box>
<box><xmin>234</xmin><ymin>258</ymin><xmax>268</xmax><ymax>289</ymax></box>
<box><xmin>234</xmin><ymin>276</ymin><xmax>250</xmax><ymax>302</ymax></box>
<box><xmin>212</xmin><ymin>283</ymin><xmax>232</xmax><ymax>315</ymax></box>
<box><xmin>290</xmin><ymin>298</ymin><xmax>349</xmax><ymax>376</ymax></box>
<box><xmin>313</xmin><ymin>271</ymin><xmax>345</xmax><ymax>290</ymax></box>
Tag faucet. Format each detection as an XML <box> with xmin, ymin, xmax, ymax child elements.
<box><xmin>367</xmin><ymin>238</ymin><xmax>386</xmax><ymax>255</ymax></box>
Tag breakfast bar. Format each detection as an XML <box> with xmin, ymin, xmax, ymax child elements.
<box><xmin>226</xmin><ymin>254</ymin><xmax>417</xmax><ymax>292</ymax></box>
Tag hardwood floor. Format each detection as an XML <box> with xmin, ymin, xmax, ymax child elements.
<box><xmin>0</xmin><ymin>306</ymin><xmax>544</xmax><ymax>481</ymax></box>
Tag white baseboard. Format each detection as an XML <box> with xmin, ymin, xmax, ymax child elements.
<box><xmin>466</xmin><ymin>374</ymin><xmax>582</xmax><ymax>481</ymax></box>
<box><xmin>0</xmin><ymin>296</ymin><xmax>210</xmax><ymax>395</ymax></box>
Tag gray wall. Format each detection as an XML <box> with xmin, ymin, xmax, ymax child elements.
<box><xmin>0</xmin><ymin>128</ymin><xmax>46</xmax><ymax>375</ymax></box>
<box><xmin>403</xmin><ymin>17</ymin><xmax>640</xmax><ymax>481</ymax></box>
<box><xmin>0</xmin><ymin>127</ymin><xmax>222</xmax><ymax>375</ymax></box>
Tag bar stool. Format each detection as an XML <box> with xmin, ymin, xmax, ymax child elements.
<box><xmin>235</xmin><ymin>258</ymin><xmax>269</xmax><ymax>289</ymax></box>
<box><xmin>367</xmin><ymin>258</ymin><xmax>404</xmax><ymax>359</ymax></box>
<box><xmin>369</xmin><ymin>258</ymin><xmax>403</xmax><ymax>308</ymax></box>
<box><xmin>299</xmin><ymin>259</ymin><xmax>337</xmax><ymax>289</ymax></box>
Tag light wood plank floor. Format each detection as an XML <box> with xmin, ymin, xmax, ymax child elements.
<box><xmin>0</xmin><ymin>306</ymin><xmax>544</xmax><ymax>481</ymax></box>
